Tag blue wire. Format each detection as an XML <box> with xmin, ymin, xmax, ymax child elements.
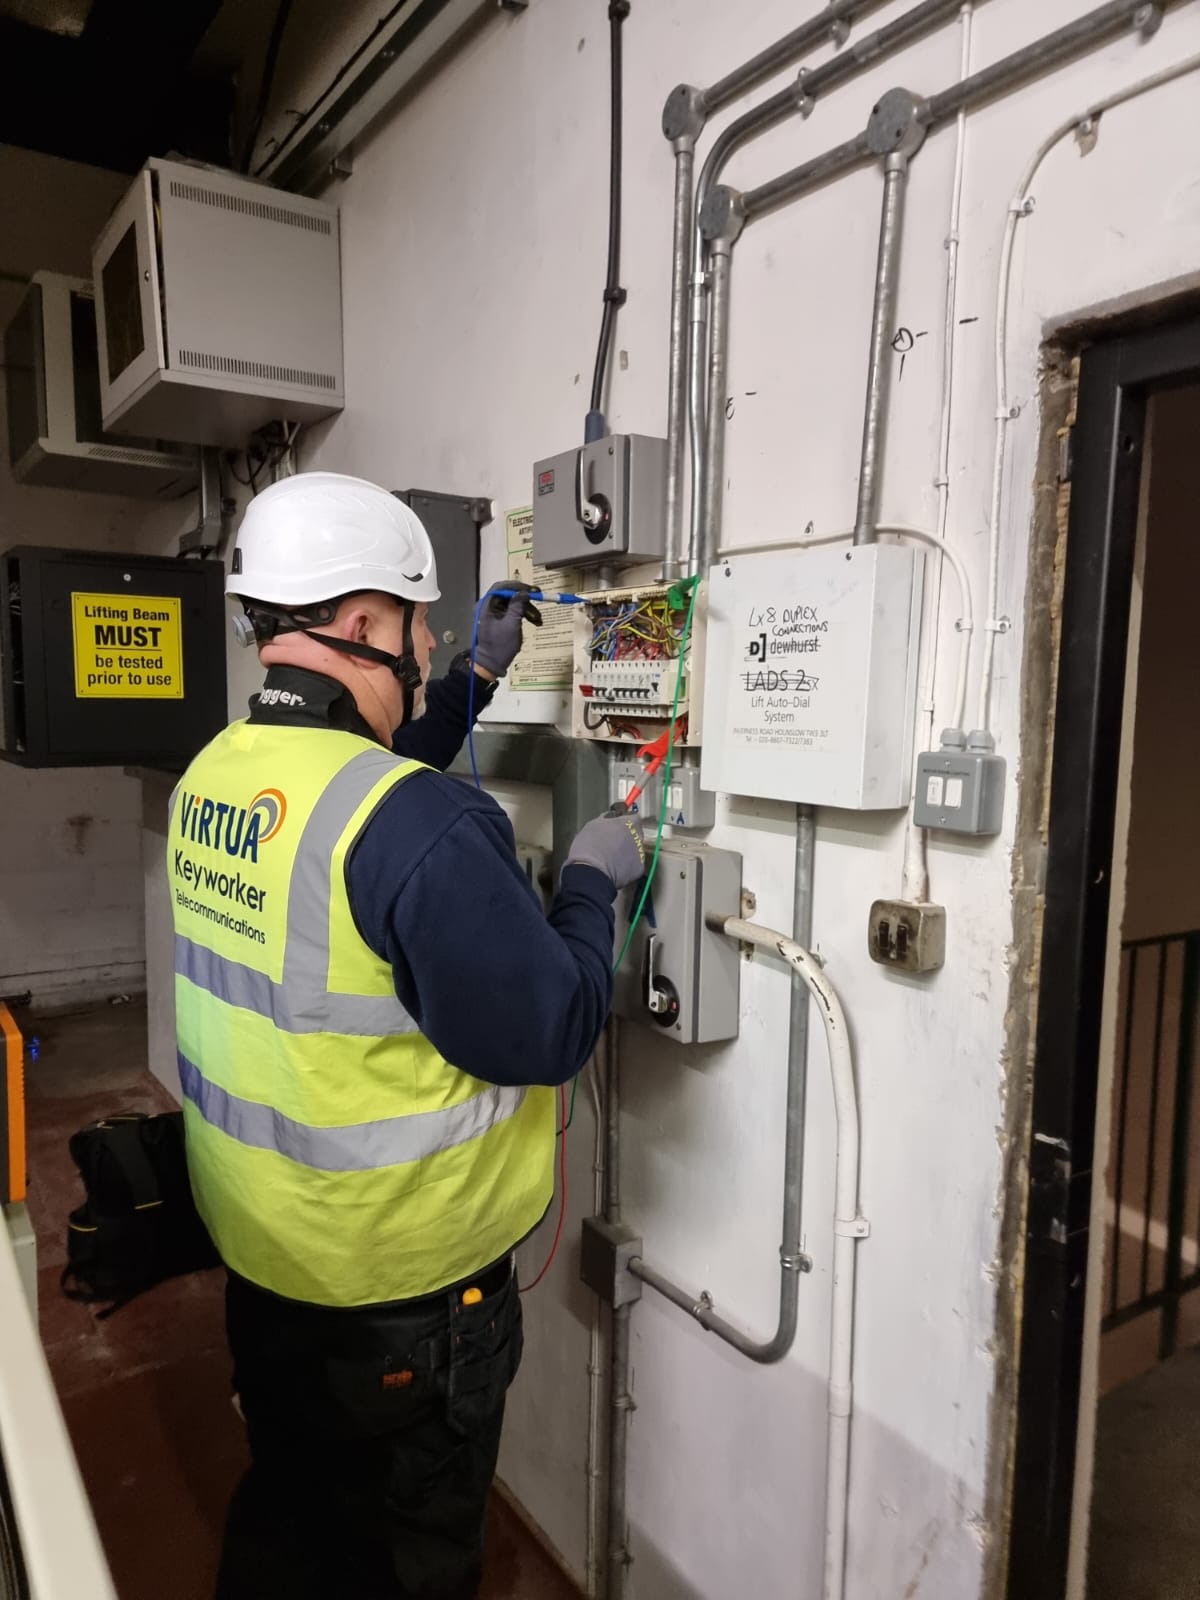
<box><xmin>465</xmin><ymin>588</ymin><xmax>584</xmax><ymax>790</ymax></box>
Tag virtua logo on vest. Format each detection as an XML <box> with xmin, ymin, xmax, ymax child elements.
<box><xmin>177</xmin><ymin>788</ymin><xmax>287</xmax><ymax>864</ymax></box>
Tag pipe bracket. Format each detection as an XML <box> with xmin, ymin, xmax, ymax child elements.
<box><xmin>781</xmin><ymin>1250</ymin><xmax>814</xmax><ymax>1274</ymax></box>
<box><xmin>835</xmin><ymin>1214</ymin><xmax>871</xmax><ymax>1239</ymax></box>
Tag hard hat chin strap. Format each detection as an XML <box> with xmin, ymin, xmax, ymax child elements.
<box><xmin>242</xmin><ymin>598</ymin><xmax>422</xmax><ymax>727</ymax></box>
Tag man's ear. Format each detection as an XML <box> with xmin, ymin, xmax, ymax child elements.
<box><xmin>337</xmin><ymin>603</ymin><xmax>370</xmax><ymax>644</ymax></box>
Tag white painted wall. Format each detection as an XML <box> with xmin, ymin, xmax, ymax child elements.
<box><xmin>230</xmin><ymin>2</ymin><xmax>1200</xmax><ymax>1595</ymax></box>
<box><xmin>0</xmin><ymin>145</ymin><xmax>194</xmax><ymax>1006</ymax></box>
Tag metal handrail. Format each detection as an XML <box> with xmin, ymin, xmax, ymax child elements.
<box><xmin>1103</xmin><ymin>928</ymin><xmax>1200</xmax><ymax>1359</ymax></box>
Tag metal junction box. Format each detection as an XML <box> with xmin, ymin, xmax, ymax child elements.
<box><xmin>701</xmin><ymin>544</ymin><xmax>924</xmax><ymax>810</ymax></box>
<box><xmin>532</xmin><ymin>434</ymin><xmax>666</xmax><ymax>570</ymax></box>
<box><xmin>613</xmin><ymin>840</ymin><xmax>741</xmax><ymax>1044</ymax></box>
<box><xmin>0</xmin><ymin>545</ymin><xmax>226</xmax><ymax>768</ymax></box>
<box><xmin>93</xmin><ymin>157</ymin><xmax>344</xmax><ymax>448</ymax></box>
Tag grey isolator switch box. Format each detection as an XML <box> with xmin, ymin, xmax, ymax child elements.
<box><xmin>612</xmin><ymin>840</ymin><xmax>741</xmax><ymax>1044</ymax></box>
<box><xmin>914</xmin><ymin>730</ymin><xmax>1006</xmax><ymax>835</ymax></box>
<box><xmin>532</xmin><ymin>433</ymin><xmax>667</xmax><ymax>569</ymax></box>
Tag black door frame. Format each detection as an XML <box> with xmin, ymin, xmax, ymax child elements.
<box><xmin>1007</xmin><ymin>311</ymin><xmax>1200</xmax><ymax>1598</ymax></box>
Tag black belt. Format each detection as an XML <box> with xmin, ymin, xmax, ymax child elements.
<box><xmin>430</xmin><ymin>1254</ymin><xmax>513</xmax><ymax>1308</ymax></box>
<box><xmin>227</xmin><ymin>1253</ymin><xmax>514</xmax><ymax>1317</ymax></box>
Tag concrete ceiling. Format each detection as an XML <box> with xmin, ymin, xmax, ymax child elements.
<box><xmin>0</xmin><ymin>0</ymin><xmax>290</xmax><ymax>172</ymax></box>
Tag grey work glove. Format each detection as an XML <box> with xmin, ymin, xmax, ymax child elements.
<box><xmin>565</xmin><ymin>812</ymin><xmax>647</xmax><ymax>890</ymax></box>
<box><xmin>474</xmin><ymin>580</ymin><xmax>543</xmax><ymax>677</ymax></box>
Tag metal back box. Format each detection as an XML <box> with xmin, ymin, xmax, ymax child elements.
<box><xmin>532</xmin><ymin>434</ymin><xmax>666</xmax><ymax>570</ymax></box>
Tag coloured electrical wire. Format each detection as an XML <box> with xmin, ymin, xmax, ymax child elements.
<box><xmin>613</xmin><ymin>575</ymin><xmax>700</xmax><ymax>977</ymax></box>
<box><xmin>537</xmin><ymin>578</ymin><xmax>698</xmax><ymax>1276</ymax></box>
<box><xmin>520</xmin><ymin>1080</ymin><xmax>569</xmax><ymax>1295</ymax></box>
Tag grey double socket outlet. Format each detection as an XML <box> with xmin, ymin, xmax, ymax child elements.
<box><xmin>868</xmin><ymin>899</ymin><xmax>946</xmax><ymax>975</ymax></box>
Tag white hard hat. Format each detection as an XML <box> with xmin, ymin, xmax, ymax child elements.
<box><xmin>227</xmin><ymin>471</ymin><xmax>440</xmax><ymax>608</ymax></box>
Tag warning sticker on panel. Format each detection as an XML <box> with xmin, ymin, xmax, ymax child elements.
<box><xmin>71</xmin><ymin>592</ymin><xmax>184</xmax><ymax>699</ymax></box>
<box><xmin>504</xmin><ymin>507</ymin><xmax>578</xmax><ymax>692</ymax></box>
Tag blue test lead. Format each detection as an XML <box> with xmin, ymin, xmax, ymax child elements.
<box><xmin>492</xmin><ymin>588</ymin><xmax>585</xmax><ymax>606</ymax></box>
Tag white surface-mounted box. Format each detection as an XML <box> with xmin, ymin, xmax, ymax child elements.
<box><xmin>93</xmin><ymin>158</ymin><xmax>344</xmax><ymax>448</ymax></box>
<box><xmin>700</xmin><ymin>544</ymin><xmax>924</xmax><ymax>809</ymax></box>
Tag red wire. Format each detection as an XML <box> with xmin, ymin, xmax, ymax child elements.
<box><xmin>520</xmin><ymin>1083</ymin><xmax>569</xmax><ymax>1295</ymax></box>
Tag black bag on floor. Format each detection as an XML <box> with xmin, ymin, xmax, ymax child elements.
<box><xmin>62</xmin><ymin>1111</ymin><xmax>220</xmax><ymax>1316</ymax></box>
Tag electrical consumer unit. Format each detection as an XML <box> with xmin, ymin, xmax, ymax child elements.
<box><xmin>571</xmin><ymin>578</ymin><xmax>705</xmax><ymax>748</ymax></box>
<box><xmin>3</xmin><ymin>272</ymin><xmax>197</xmax><ymax>497</ymax></box>
<box><xmin>701</xmin><ymin>544</ymin><xmax>924</xmax><ymax>809</ymax></box>
<box><xmin>92</xmin><ymin>157</ymin><xmax>344</xmax><ymax>448</ymax></box>
<box><xmin>0</xmin><ymin>546</ymin><xmax>226</xmax><ymax>768</ymax></box>
<box><xmin>532</xmin><ymin>433</ymin><xmax>666</xmax><ymax>569</ymax></box>
<box><xmin>612</xmin><ymin>840</ymin><xmax>742</xmax><ymax>1044</ymax></box>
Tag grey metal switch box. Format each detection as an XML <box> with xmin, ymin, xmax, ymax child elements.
<box><xmin>393</xmin><ymin>488</ymin><xmax>486</xmax><ymax>661</ymax></box>
<box><xmin>613</xmin><ymin>840</ymin><xmax>741</xmax><ymax>1043</ymax></box>
<box><xmin>532</xmin><ymin>433</ymin><xmax>666</xmax><ymax>569</ymax></box>
<box><xmin>914</xmin><ymin>730</ymin><xmax>1006</xmax><ymax>835</ymax></box>
<box><xmin>580</xmin><ymin>1216</ymin><xmax>643</xmax><ymax>1308</ymax></box>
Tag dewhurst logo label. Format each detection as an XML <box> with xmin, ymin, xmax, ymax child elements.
<box><xmin>177</xmin><ymin>788</ymin><xmax>287</xmax><ymax>864</ymax></box>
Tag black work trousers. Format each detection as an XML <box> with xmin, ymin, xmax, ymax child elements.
<box><xmin>215</xmin><ymin>1260</ymin><xmax>523</xmax><ymax>1600</ymax></box>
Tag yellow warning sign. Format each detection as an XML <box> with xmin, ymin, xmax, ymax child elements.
<box><xmin>71</xmin><ymin>592</ymin><xmax>184</xmax><ymax>699</ymax></box>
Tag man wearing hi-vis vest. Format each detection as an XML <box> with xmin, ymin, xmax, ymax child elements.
<box><xmin>169</xmin><ymin>472</ymin><xmax>646</xmax><ymax>1600</ymax></box>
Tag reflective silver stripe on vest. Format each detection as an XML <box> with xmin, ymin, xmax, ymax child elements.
<box><xmin>179</xmin><ymin>1051</ymin><xmax>527</xmax><ymax>1172</ymax></box>
<box><xmin>174</xmin><ymin>934</ymin><xmax>420</xmax><ymax>1038</ymax></box>
<box><xmin>176</xmin><ymin>747</ymin><xmax>420</xmax><ymax>1037</ymax></box>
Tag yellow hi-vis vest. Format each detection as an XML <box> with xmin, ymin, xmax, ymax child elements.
<box><xmin>169</xmin><ymin>719</ymin><xmax>555</xmax><ymax>1307</ymax></box>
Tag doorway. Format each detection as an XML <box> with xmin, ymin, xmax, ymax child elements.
<box><xmin>1006</xmin><ymin>314</ymin><xmax>1200</xmax><ymax>1600</ymax></box>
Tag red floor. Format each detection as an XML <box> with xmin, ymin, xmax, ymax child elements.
<box><xmin>21</xmin><ymin>1000</ymin><xmax>580</xmax><ymax>1600</ymax></box>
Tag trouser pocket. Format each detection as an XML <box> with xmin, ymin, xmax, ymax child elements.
<box><xmin>445</xmin><ymin>1268</ymin><xmax>523</xmax><ymax>1437</ymax></box>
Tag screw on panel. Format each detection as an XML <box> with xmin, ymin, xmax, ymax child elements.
<box><xmin>1133</xmin><ymin>3</ymin><xmax>1164</xmax><ymax>37</ymax></box>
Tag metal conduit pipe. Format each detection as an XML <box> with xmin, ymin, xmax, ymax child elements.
<box><xmin>693</xmin><ymin>0</ymin><xmax>1175</xmax><ymax>566</ymax></box>
<box><xmin>697</xmin><ymin>236</ymin><xmax>740</xmax><ymax>573</ymax></box>
<box><xmin>627</xmin><ymin>807</ymin><xmax>817</xmax><ymax>1364</ymax></box>
<box><xmin>603</xmin><ymin>1018</ymin><xmax>632</xmax><ymax>1600</ymax></box>
<box><xmin>631</xmin><ymin>914</ymin><xmax>864</xmax><ymax>1600</ymax></box>
<box><xmin>584</xmin><ymin>1040</ymin><xmax>608</xmax><ymax>1598</ymax></box>
<box><xmin>660</xmin><ymin>143</ymin><xmax>696</xmax><ymax>583</ymax></box>
<box><xmin>853</xmin><ymin>89</ymin><xmax>927</xmax><ymax>545</ymax></box>
<box><xmin>685</xmin><ymin>0</ymin><xmax>989</xmax><ymax>571</ymax></box>
<box><xmin>700</xmin><ymin>0</ymin><xmax>889</xmax><ymax>116</ymax></box>
<box><xmin>741</xmin><ymin>0</ymin><xmax>1176</xmax><ymax>221</ymax></box>
<box><xmin>660</xmin><ymin>85</ymin><xmax>706</xmax><ymax>582</ymax></box>
<box><xmin>687</xmin><ymin>86</ymin><xmax>806</xmax><ymax>573</ymax></box>
<box><xmin>924</xmin><ymin>0</ymin><xmax>1170</xmax><ymax>126</ymax></box>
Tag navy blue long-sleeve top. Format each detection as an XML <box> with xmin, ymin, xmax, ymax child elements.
<box><xmin>246</xmin><ymin>664</ymin><xmax>614</xmax><ymax>1087</ymax></box>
